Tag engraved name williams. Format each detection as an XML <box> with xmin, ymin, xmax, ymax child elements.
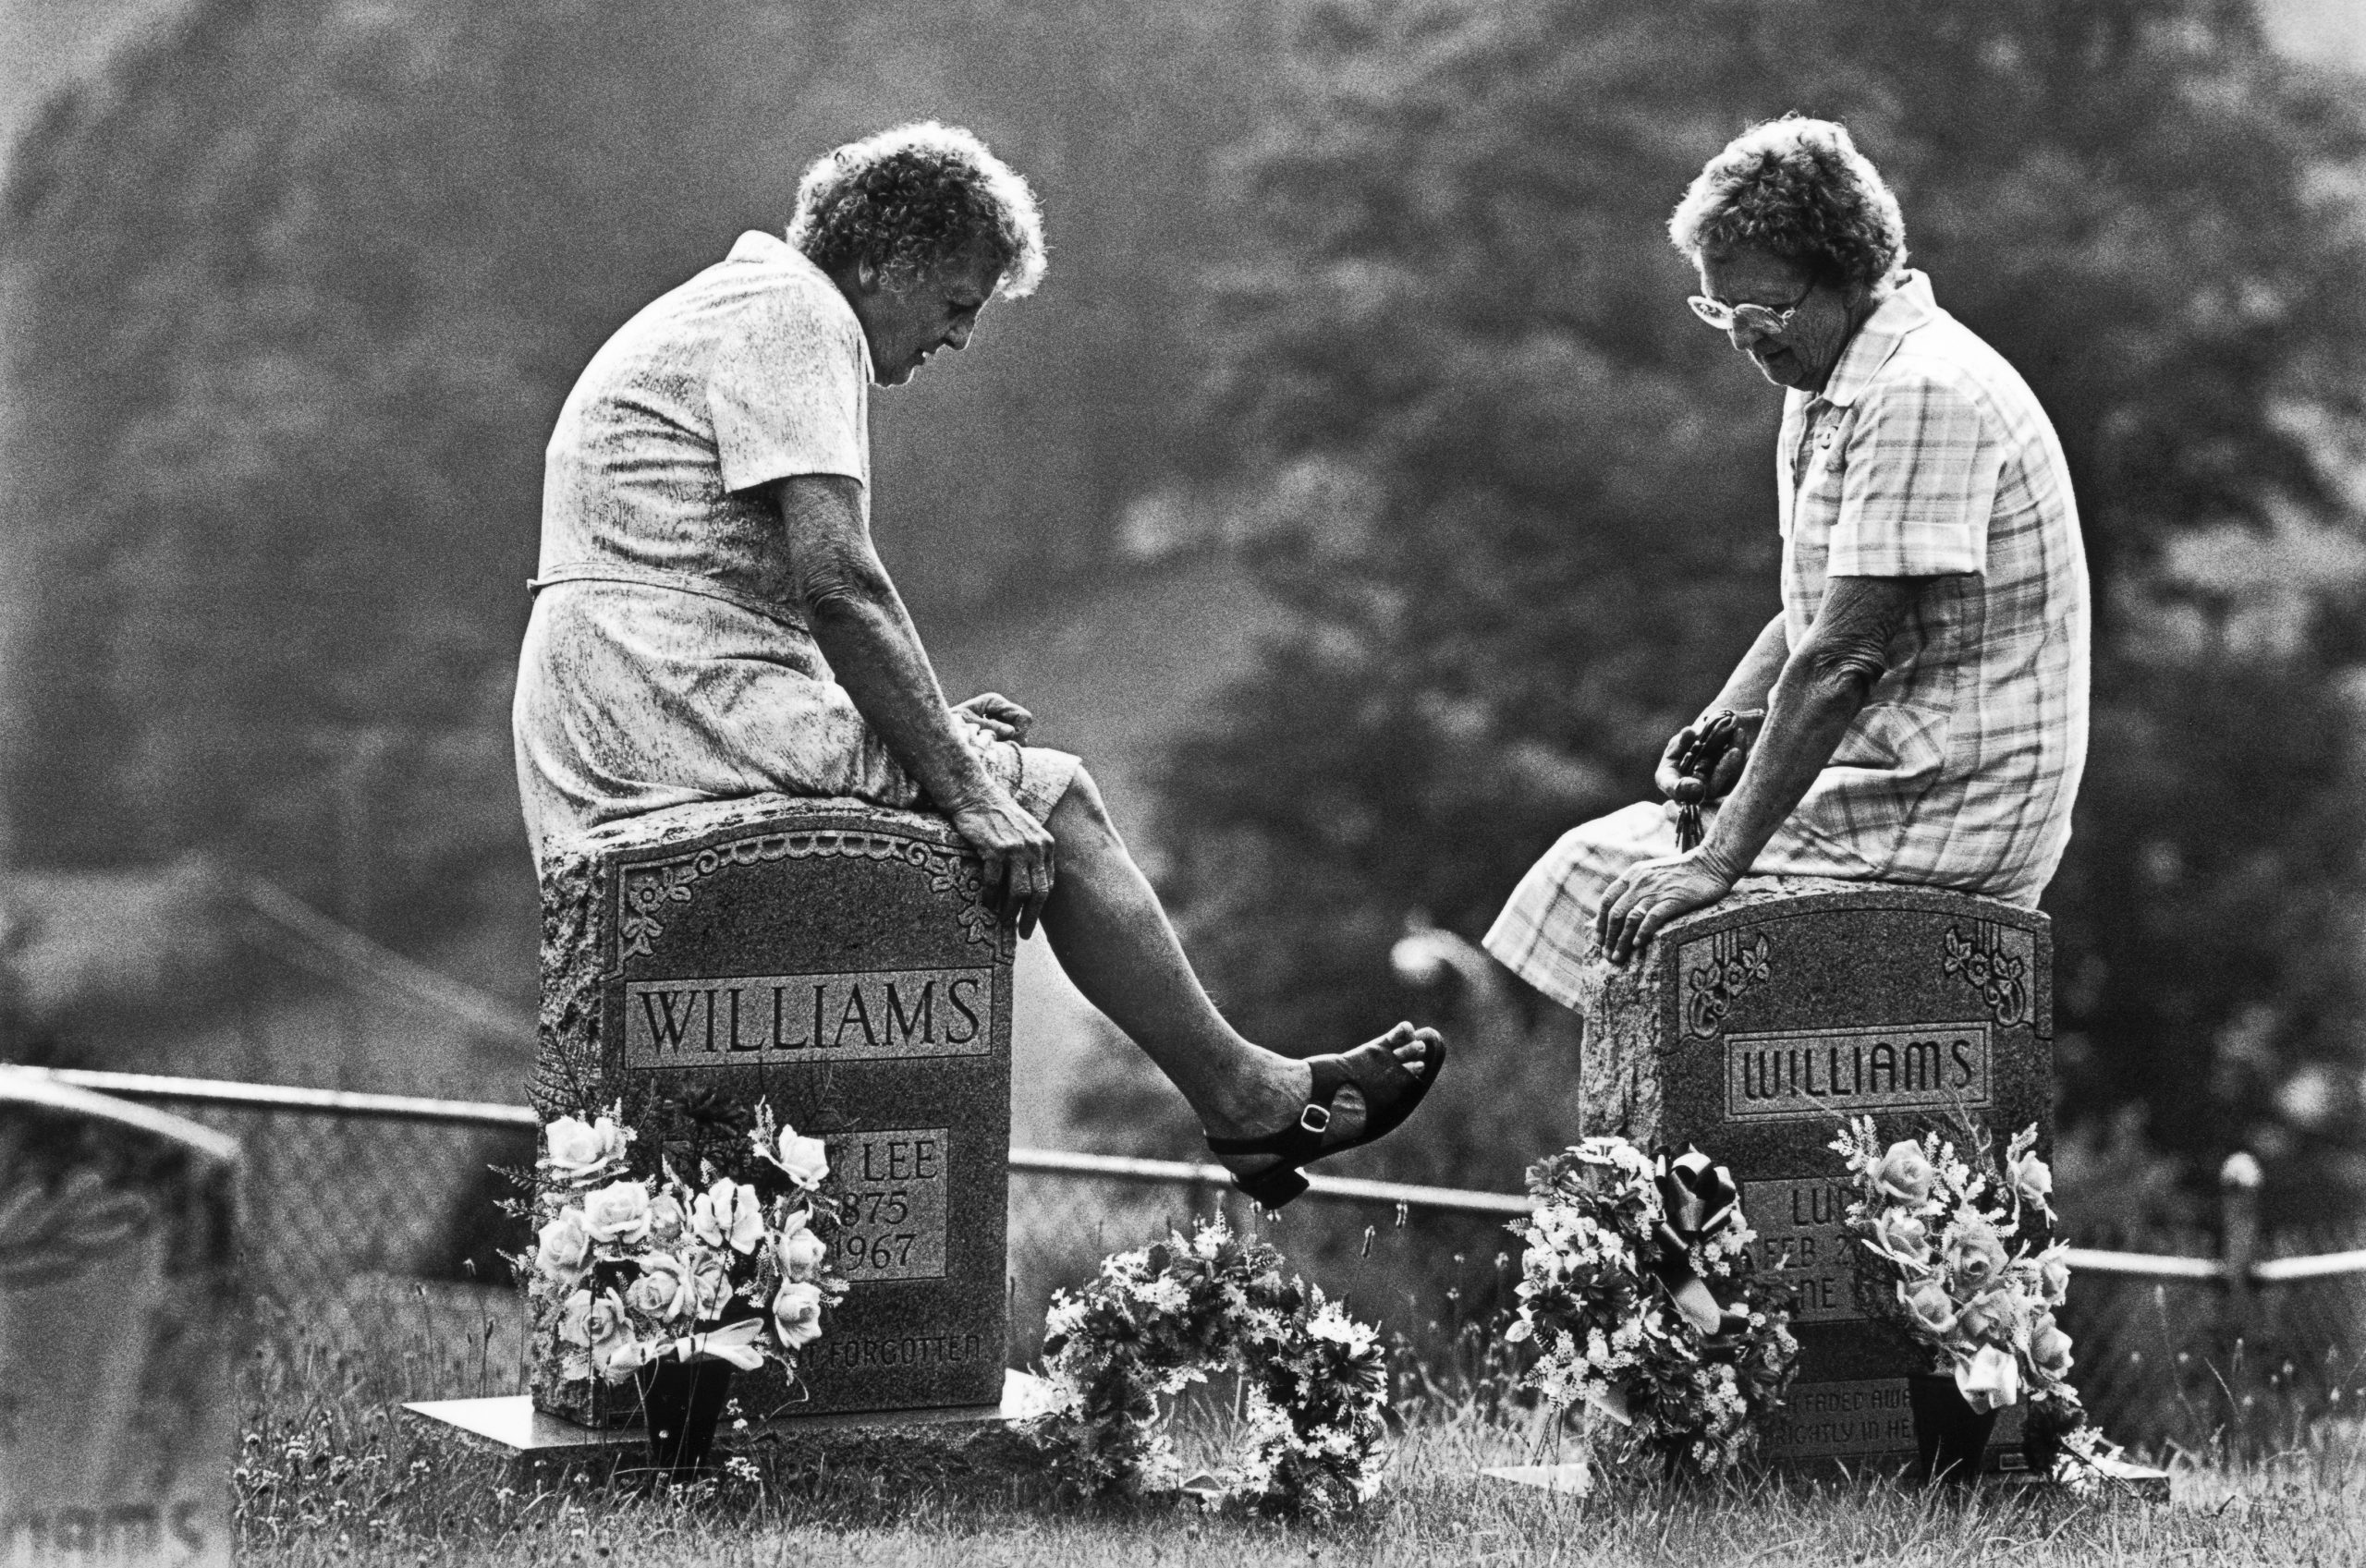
<box><xmin>624</xmin><ymin>967</ymin><xmax>989</xmax><ymax>1062</ymax></box>
<box><xmin>1724</xmin><ymin>1022</ymin><xmax>1989</xmax><ymax>1119</ymax></box>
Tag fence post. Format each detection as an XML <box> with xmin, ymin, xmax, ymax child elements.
<box><xmin>2218</xmin><ymin>1150</ymin><xmax>2262</xmax><ymax>1348</ymax></box>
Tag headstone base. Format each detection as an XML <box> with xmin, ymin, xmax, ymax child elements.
<box><xmin>1478</xmin><ymin>1461</ymin><xmax>1592</xmax><ymax>1496</ymax></box>
<box><xmin>1478</xmin><ymin>1451</ymin><xmax>2165</xmax><ymax>1501</ymax></box>
<box><xmin>403</xmin><ymin>1369</ymin><xmax>1056</xmax><ymax>1484</ymax></box>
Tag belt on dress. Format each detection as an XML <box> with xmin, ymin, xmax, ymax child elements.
<box><xmin>528</xmin><ymin>564</ymin><xmax>812</xmax><ymax>635</ymax></box>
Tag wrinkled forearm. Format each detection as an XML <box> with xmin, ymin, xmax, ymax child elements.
<box><xmin>1693</xmin><ymin>644</ymin><xmax>1879</xmax><ymax>883</ymax></box>
<box><xmin>1692</xmin><ymin>574</ymin><xmax>1930</xmax><ymax>881</ymax></box>
<box><xmin>802</xmin><ymin>588</ymin><xmax>995</xmax><ymax>812</ymax></box>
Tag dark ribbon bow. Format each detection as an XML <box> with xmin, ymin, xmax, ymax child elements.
<box><xmin>1650</xmin><ymin>1148</ymin><xmax>1750</xmax><ymax>1337</ymax></box>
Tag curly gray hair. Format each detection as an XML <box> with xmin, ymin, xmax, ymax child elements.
<box><xmin>788</xmin><ymin>121</ymin><xmax>1047</xmax><ymax>299</ymax></box>
<box><xmin>1667</xmin><ymin>116</ymin><xmax>1907</xmax><ymax>292</ymax></box>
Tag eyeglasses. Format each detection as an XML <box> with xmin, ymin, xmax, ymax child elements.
<box><xmin>1687</xmin><ymin>280</ymin><xmax>1815</xmax><ymax>335</ymax></box>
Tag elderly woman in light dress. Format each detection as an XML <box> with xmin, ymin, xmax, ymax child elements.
<box><xmin>1487</xmin><ymin>115</ymin><xmax>2089</xmax><ymax>1014</ymax></box>
<box><xmin>513</xmin><ymin>124</ymin><xmax>1438</xmax><ymax>1209</ymax></box>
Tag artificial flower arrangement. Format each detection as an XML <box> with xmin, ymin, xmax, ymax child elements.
<box><xmin>1829</xmin><ymin>1115</ymin><xmax>2084</xmax><ymax>1430</ymax></box>
<box><xmin>1028</xmin><ymin>1215</ymin><xmax>1390</xmax><ymax>1521</ymax></box>
<box><xmin>521</xmin><ymin>1100</ymin><xmax>849</xmax><ymax>1396</ymax></box>
<box><xmin>1504</xmin><ymin>1137</ymin><xmax>1799</xmax><ymax>1478</ymax></box>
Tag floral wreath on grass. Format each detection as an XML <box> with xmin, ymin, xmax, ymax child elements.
<box><xmin>1025</xmin><ymin>1216</ymin><xmax>1389</xmax><ymax>1521</ymax></box>
<box><xmin>518</xmin><ymin>1101</ymin><xmax>849</xmax><ymax>1389</ymax></box>
<box><xmin>1505</xmin><ymin>1137</ymin><xmax>1799</xmax><ymax>1479</ymax></box>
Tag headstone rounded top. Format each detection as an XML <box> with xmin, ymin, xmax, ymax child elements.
<box><xmin>557</xmin><ymin>794</ymin><xmax>968</xmax><ymax>866</ymax></box>
<box><xmin>1655</xmin><ymin>876</ymin><xmax>2048</xmax><ymax>943</ymax></box>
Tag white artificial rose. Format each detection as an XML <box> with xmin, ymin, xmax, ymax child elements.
<box><xmin>758</xmin><ymin>1124</ymin><xmax>831</xmax><ymax>1189</ymax></box>
<box><xmin>544</xmin><ymin>1115</ymin><xmax>630</xmax><ymax>1182</ymax></box>
<box><xmin>776</xmin><ymin>1211</ymin><xmax>828</xmax><ymax>1282</ymax></box>
<box><xmin>558</xmin><ymin>1287</ymin><xmax>595</xmax><ymax>1348</ymax></box>
<box><xmin>580</xmin><ymin>1180</ymin><xmax>653</xmax><ymax>1246</ymax></box>
<box><xmin>773</xmin><ymin>1280</ymin><xmax>825</xmax><ymax>1349</ymax></box>
<box><xmin>1953</xmin><ymin>1287</ymin><xmax>2018</xmax><ymax>1345</ymax></box>
<box><xmin>2008</xmin><ymin>1150</ymin><xmax>2055</xmax><ymax>1212</ymax></box>
<box><xmin>1941</xmin><ymin>1219</ymin><xmax>2008</xmax><ymax>1294</ymax></box>
<box><xmin>1867</xmin><ymin>1140</ymin><xmax>1936</xmax><ymax>1205</ymax></box>
<box><xmin>535</xmin><ymin>1207</ymin><xmax>593</xmax><ymax>1282</ymax></box>
<box><xmin>558</xmin><ymin>1288</ymin><xmax>631</xmax><ymax>1382</ymax></box>
<box><xmin>2030</xmin><ymin>1318</ymin><xmax>2075</xmax><ymax>1381</ymax></box>
<box><xmin>688</xmin><ymin>1250</ymin><xmax>734</xmax><ymax>1319</ymax></box>
<box><xmin>559</xmin><ymin>1286</ymin><xmax>628</xmax><ymax>1349</ymax></box>
<box><xmin>1898</xmin><ymin>1277</ymin><xmax>1958</xmax><ymax>1338</ymax></box>
<box><xmin>2038</xmin><ymin>1254</ymin><xmax>2072</xmax><ymax>1307</ymax></box>
<box><xmin>1871</xmin><ymin>1209</ymin><xmax>1932</xmax><ymax>1264</ymax></box>
<box><xmin>692</xmin><ymin>1178</ymin><xmax>765</xmax><ymax>1254</ymax></box>
<box><xmin>626</xmin><ymin>1252</ymin><xmax>697</xmax><ymax>1324</ymax></box>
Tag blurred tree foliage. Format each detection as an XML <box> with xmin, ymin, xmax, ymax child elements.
<box><xmin>1161</xmin><ymin>0</ymin><xmax>2366</xmax><ymax>1222</ymax></box>
<box><xmin>0</xmin><ymin>0</ymin><xmax>1276</xmax><ymax>949</ymax></box>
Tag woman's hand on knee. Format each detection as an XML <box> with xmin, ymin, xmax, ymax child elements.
<box><xmin>954</xmin><ymin>692</ymin><xmax>1033</xmax><ymax>743</ymax></box>
<box><xmin>946</xmin><ymin>787</ymin><xmax>1056</xmax><ymax>937</ymax></box>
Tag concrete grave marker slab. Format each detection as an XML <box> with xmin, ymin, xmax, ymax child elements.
<box><xmin>1579</xmin><ymin>877</ymin><xmax>2052</xmax><ymax>1469</ymax></box>
<box><xmin>531</xmin><ymin>795</ymin><xmax>1012</xmax><ymax>1428</ymax></box>
<box><xmin>0</xmin><ymin>1069</ymin><xmax>241</xmax><ymax>1568</ymax></box>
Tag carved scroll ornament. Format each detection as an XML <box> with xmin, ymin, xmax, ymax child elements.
<box><xmin>618</xmin><ymin>827</ymin><xmax>994</xmax><ymax>959</ymax></box>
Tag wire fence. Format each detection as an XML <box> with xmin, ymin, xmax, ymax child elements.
<box><xmin>26</xmin><ymin>1067</ymin><xmax>2365</xmax><ymax>1453</ymax></box>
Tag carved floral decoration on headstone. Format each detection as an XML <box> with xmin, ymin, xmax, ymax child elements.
<box><xmin>1940</xmin><ymin>924</ymin><xmax>2029</xmax><ymax>1027</ymax></box>
<box><xmin>1685</xmin><ymin>933</ymin><xmax>1774</xmax><ymax>1039</ymax></box>
<box><xmin>618</xmin><ymin>827</ymin><xmax>996</xmax><ymax>958</ymax></box>
<box><xmin>0</xmin><ymin>1167</ymin><xmax>153</xmax><ymax>1288</ymax></box>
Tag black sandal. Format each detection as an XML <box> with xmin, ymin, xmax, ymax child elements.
<box><xmin>1205</xmin><ymin>1031</ymin><xmax>1447</xmax><ymax>1209</ymax></box>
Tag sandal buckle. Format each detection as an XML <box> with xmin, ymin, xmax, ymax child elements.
<box><xmin>1298</xmin><ymin>1103</ymin><xmax>1331</xmax><ymax>1135</ymax></box>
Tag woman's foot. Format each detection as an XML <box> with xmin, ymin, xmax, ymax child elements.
<box><xmin>1203</xmin><ymin>1023</ymin><xmax>1443</xmax><ymax>1204</ymax></box>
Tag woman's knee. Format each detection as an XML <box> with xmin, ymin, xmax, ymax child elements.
<box><xmin>1048</xmin><ymin>761</ymin><xmax>1116</xmax><ymax>843</ymax></box>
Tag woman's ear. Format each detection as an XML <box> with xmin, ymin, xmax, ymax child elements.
<box><xmin>852</xmin><ymin>258</ymin><xmax>881</xmax><ymax>297</ymax></box>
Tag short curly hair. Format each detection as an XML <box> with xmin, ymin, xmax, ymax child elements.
<box><xmin>788</xmin><ymin>121</ymin><xmax>1047</xmax><ymax>299</ymax></box>
<box><xmin>1667</xmin><ymin>116</ymin><xmax>1907</xmax><ymax>291</ymax></box>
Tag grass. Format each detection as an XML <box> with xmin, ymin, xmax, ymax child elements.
<box><xmin>240</xmin><ymin>1293</ymin><xmax>2366</xmax><ymax>1568</ymax></box>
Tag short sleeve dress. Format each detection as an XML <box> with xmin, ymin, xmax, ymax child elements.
<box><xmin>511</xmin><ymin>231</ymin><xmax>1078</xmax><ymax>861</ymax></box>
<box><xmin>1483</xmin><ymin>272</ymin><xmax>2090</xmax><ymax>1013</ymax></box>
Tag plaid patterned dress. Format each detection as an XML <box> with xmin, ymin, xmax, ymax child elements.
<box><xmin>1485</xmin><ymin>272</ymin><xmax>2090</xmax><ymax>1012</ymax></box>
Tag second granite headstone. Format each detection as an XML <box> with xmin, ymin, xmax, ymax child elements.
<box><xmin>0</xmin><ymin>1069</ymin><xmax>243</xmax><ymax>1568</ymax></box>
<box><xmin>1579</xmin><ymin>877</ymin><xmax>2054</xmax><ymax>1469</ymax></box>
<box><xmin>531</xmin><ymin>795</ymin><xmax>1013</xmax><ymax>1428</ymax></box>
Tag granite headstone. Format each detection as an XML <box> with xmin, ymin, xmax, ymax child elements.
<box><xmin>0</xmin><ymin>1070</ymin><xmax>242</xmax><ymax>1568</ymax></box>
<box><xmin>1579</xmin><ymin>877</ymin><xmax>2053</xmax><ymax>1469</ymax></box>
<box><xmin>531</xmin><ymin>795</ymin><xmax>1012</xmax><ymax>1428</ymax></box>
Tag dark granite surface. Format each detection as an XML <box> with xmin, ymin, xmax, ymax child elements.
<box><xmin>531</xmin><ymin>796</ymin><xmax>1012</xmax><ymax>1425</ymax></box>
<box><xmin>0</xmin><ymin>1071</ymin><xmax>242</xmax><ymax>1568</ymax></box>
<box><xmin>1581</xmin><ymin>878</ymin><xmax>2053</xmax><ymax>1465</ymax></box>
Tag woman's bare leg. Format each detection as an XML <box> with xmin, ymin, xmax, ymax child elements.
<box><xmin>1033</xmin><ymin>766</ymin><xmax>1428</xmax><ymax>1161</ymax></box>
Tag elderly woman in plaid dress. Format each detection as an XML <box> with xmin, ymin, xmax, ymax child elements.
<box><xmin>1485</xmin><ymin>116</ymin><xmax>2090</xmax><ymax>1011</ymax></box>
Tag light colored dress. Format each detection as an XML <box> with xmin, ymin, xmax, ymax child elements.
<box><xmin>512</xmin><ymin>231</ymin><xmax>1077</xmax><ymax>862</ymax></box>
<box><xmin>1485</xmin><ymin>271</ymin><xmax>2090</xmax><ymax>1012</ymax></box>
